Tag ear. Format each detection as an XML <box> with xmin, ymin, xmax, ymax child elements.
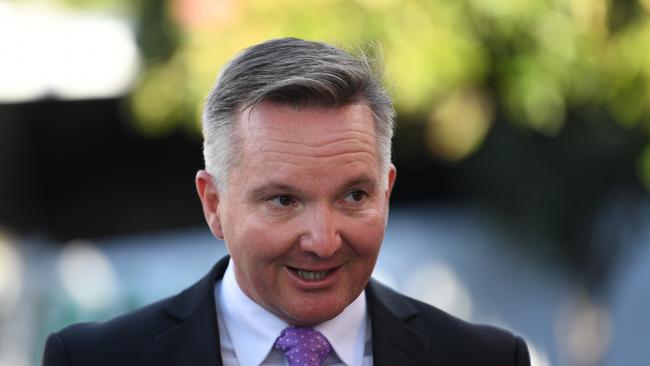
<box><xmin>385</xmin><ymin>164</ymin><xmax>397</xmax><ymax>200</ymax></box>
<box><xmin>195</xmin><ymin>170</ymin><xmax>224</xmax><ymax>239</ymax></box>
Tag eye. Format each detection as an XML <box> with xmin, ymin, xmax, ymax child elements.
<box><xmin>344</xmin><ymin>190</ymin><xmax>368</xmax><ymax>203</ymax></box>
<box><xmin>267</xmin><ymin>195</ymin><xmax>295</xmax><ymax>208</ymax></box>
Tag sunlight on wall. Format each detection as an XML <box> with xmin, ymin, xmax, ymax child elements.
<box><xmin>556</xmin><ymin>293</ymin><xmax>613</xmax><ymax>365</ymax></box>
<box><xmin>57</xmin><ymin>240</ymin><xmax>119</xmax><ymax>312</ymax></box>
<box><xmin>0</xmin><ymin>231</ymin><xmax>22</xmax><ymax>317</ymax></box>
<box><xmin>403</xmin><ymin>261</ymin><xmax>474</xmax><ymax>320</ymax></box>
<box><xmin>0</xmin><ymin>2</ymin><xmax>139</xmax><ymax>102</ymax></box>
<box><xmin>0</xmin><ymin>231</ymin><xmax>28</xmax><ymax>366</ymax></box>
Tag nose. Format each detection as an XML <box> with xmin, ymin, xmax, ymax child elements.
<box><xmin>299</xmin><ymin>204</ymin><xmax>342</xmax><ymax>259</ymax></box>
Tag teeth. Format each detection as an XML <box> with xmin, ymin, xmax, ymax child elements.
<box><xmin>296</xmin><ymin>269</ymin><xmax>330</xmax><ymax>281</ymax></box>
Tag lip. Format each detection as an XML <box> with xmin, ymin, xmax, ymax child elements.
<box><xmin>285</xmin><ymin>264</ymin><xmax>342</xmax><ymax>290</ymax></box>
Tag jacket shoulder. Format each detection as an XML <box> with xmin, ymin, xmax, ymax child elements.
<box><xmin>367</xmin><ymin>279</ymin><xmax>531</xmax><ymax>365</ymax></box>
<box><xmin>42</xmin><ymin>257</ymin><xmax>229</xmax><ymax>366</ymax></box>
<box><xmin>409</xmin><ymin>297</ymin><xmax>529</xmax><ymax>364</ymax></box>
<box><xmin>44</xmin><ymin>296</ymin><xmax>178</xmax><ymax>366</ymax></box>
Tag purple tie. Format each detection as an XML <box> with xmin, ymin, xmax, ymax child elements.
<box><xmin>274</xmin><ymin>326</ymin><xmax>333</xmax><ymax>366</ymax></box>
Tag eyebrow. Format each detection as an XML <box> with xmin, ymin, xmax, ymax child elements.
<box><xmin>342</xmin><ymin>177</ymin><xmax>378</xmax><ymax>190</ymax></box>
<box><xmin>249</xmin><ymin>176</ymin><xmax>379</xmax><ymax>200</ymax></box>
<box><xmin>249</xmin><ymin>182</ymin><xmax>303</xmax><ymax>200</ymax></box>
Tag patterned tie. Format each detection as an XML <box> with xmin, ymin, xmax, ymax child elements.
<box><xmin>274</xmin><ymin>326</ymin><xmax>333</xmax><ymax>366</ymax></box>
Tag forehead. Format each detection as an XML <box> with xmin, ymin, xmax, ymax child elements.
<box><xmin>236</xmin><ymin>101</ymin><xmax>379</xmax><ymax>162</ymax></box>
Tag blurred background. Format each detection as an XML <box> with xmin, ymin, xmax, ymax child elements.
<box><xmin>1</xmin><ymin>0</ymin><xmax>649</xmax><ymax>365</ymax></box>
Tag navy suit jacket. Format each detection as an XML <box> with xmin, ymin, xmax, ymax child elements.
<box><xmin>43</xmin><ymin>256</ymin><xmax>530</xmax><ymax>365</ymax></box>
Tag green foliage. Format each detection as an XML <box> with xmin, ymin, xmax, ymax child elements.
<box><xmin>124</xmin><ymin>0</ymin><xmax>650</xmax><ymax>184</ymax></box>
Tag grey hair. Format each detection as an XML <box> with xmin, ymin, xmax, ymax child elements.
<box><xmin>201</xmin><ymin>37</ymin><xmax>395</xmax><ymax>190</ymax></box>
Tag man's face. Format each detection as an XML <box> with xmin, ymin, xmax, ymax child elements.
<box><xmin>197</xmin><ymin>101</ymin><xmax>396</xmax><ymax>326</ymax></box>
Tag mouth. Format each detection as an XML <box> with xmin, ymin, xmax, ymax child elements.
<box><xmin>288</xmin><ymin>266</ymin><xmax>338</xmax><ymax>282</ymax></box>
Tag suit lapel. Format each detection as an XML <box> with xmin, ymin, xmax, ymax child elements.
<box><xmin>153</xmin><ymin>259</ymin><xmax>441</xmax><ymax>366</ymax></box>
<box><xmin>156</xmin><ymin>257</ymin><xmax>230</xmax><ymax>366</ymax></box>
<box><xmin>367</xmin><ymin>279</ymin><xmax>440</xmax><ymax>366</ymax></box>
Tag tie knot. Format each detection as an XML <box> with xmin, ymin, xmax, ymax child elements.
<box><xmin>274</xmin><ymin>326</ymin><xmax>332</xmax><ymax>366</ymax></box>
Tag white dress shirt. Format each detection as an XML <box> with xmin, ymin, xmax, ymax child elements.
<box><xmin>214</xmin><ymin>259</ymin><xmax>373</xmax><ymax>366</ymax></box>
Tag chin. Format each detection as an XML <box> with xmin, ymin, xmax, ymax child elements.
<box><xmin>288</xmin><ymin>311</ymin><xmax>341</xmax><ymax>327</ymax></box>
<box><xmin>282</xmin><ymin>301</ymin><xmax>348</xmax><ymax>326</ymax></box>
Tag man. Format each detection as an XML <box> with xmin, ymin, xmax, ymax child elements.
<box><xmin>43</xmin><ymin>38</ymin><xmax>530</xmax><ymax>366</ymax></box>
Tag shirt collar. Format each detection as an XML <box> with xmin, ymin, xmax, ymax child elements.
<box><xmin>218</xmin><ymin>259</ymin><xmax>368</xmax><ymax>366</ymax></box>
<box><xmin>315</xmin><ymin>288</ymin><xmax>367</xmax><ymax>366</ymax></box>
<box><xmin>219</xmin><ymin>260</ymin><xmax>286</xmax><ymax>366</ymax></box>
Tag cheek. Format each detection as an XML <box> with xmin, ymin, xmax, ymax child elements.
<box><xmin>226</xmin><ymin>213</ymin><xmax>297</xmax><ymax>261</ymax></box>
<box><xmin>345</xmin><ymin>215</ymin><xmax>386</xmax><ymax>256</ymax></box>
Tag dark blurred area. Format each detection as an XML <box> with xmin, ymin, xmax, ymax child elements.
<box><xmin>0</xmin><ymin>98</ymin><xmax>204</xmax><ymax>240</ymax></box>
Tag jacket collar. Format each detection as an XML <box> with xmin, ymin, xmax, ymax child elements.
<box><xmin>156</xmin><ymin>256</ymin><xmax>230</xmax><ymax>366</ymax></box>
<box><xmin>154</xmin><ymin>257</ymin><xmax>436</xmax><ymax>366</ymax></box>
<box><xmin>366</xmin><ymin>279</ymin><xmax>436</xmax><ymax>366</ymax></box>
